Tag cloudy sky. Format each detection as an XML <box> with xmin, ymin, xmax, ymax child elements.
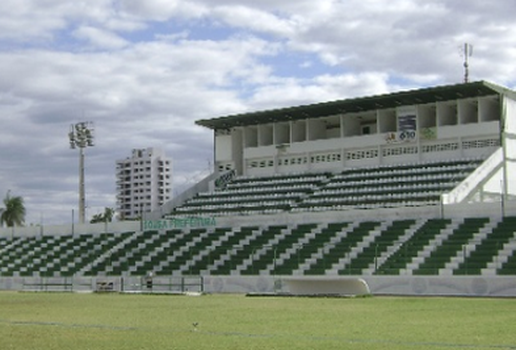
<box><xmin>1</xmin><ymin>0</ymin><xmax>516</xmax><ymax>225</ymax></box>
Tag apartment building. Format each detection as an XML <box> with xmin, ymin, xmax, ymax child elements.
<box><xmin>116</xmin><ymin>148</ymin><xmax>172</xmax><ymax>220</ymax></box>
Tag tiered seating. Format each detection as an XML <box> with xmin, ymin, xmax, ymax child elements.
<box><xmin>0</xmin><ymin>232</ymin><xmax>134</xmax><ymax>277</ymax></box>
<box><xmin>413</xmin><ymin>217</ymin><xmax>490</xmax><ymax>275</ymax></box>
<box><xmin>24</xmin><ymin>235</ymin><xmax>75</xmax><ymax>277</ymax></box>
<box><xmin>174</xmin><ymin>228</ymin><xmax>234</xmax><ymax>276</ymax></box>
<box><xmin>209</xmin><ymin>226</ymin><xmax>261</xmax><ymax>275</ymax></box>
<box><xmin>168</xmin><ymin>158</ymin><xmax>484</xmax><ymax>216</ymax></box>
<box><xmin>226</xmin><ymin>225</ymin><xmax>288</xmax><ymax>275</ymax></box>
<box><xmin>0</xmin><ymin>236</ymin><xmax>42</xmax><ymax>276</ymax></box>
<box><xmin>184</xmin><ymin>227</ymin><xmax>235</xmax><ymax>275</ymax></box>
<box><xmin>84</xmin><ymin>230</ymin><xmax>157</xmax><ymax>276</ymax></box>
<box><xmin>304</xmin><ymin>221</ymin><xmax>381</xmax><ymax>275</ymax></box>
<box><xmin>1</xmin><ymin>215</ymin><xmax>516</xmax><ymax>277</ymax></box>
<box><xmin>171</xmin><ymin>173</ymin><xmax>329</xmax><ymax>216</ymax></box>
<box><xmin>155</xmin><ymin>229</ymin><xmax>209</xmax><ymax>275</ymax></box>
<box><xmin>375</xmin><ymin>219</ymin><xmax>451</xmax><ymax>275</ymax></box>
<box><xmin>455</xmin><ymin>216</ymin><xmax>516</xmax><ymax>275</ymax></box>
<box><xmin>274</xmin><ymin>223</ymin><xmax>340</xmax><ymax>275</ymax></box>
<box><xmin>242</xmin><ymin>223</ymin><xmax>318</xmax><ymax>275</ymax></box>
<box><xmin>296</xmin><ymin>158</ymin><xmax>484</xmax><ymax>211</ymax></box>
<box><xmin>498</xmin><ymin>250</ymin><xmax>516</xmax><ymax>275</ymax></box>
<box><xmin>54</xmin><ymin>232</ymin><xmax>133</xmax><ymax>277</ymax></box>
<box><xmin>497</xmin><ymin>218</ymin><xmax>516</xmax><ymax>275</ymax></box>
<box><xmin>344</xmin><ymin>219</ymin><xmax>416</xmax><ymax>275</ymax></box>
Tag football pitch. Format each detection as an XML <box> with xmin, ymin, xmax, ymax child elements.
<box><xmin>0</xmin><ymin>292</ymin><xmax>515</xmax><ymax>350</ymax></box>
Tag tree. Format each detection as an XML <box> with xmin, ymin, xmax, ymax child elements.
<box><xmin>0</xmin><ymin>191</ymin><xmax>26</xmax><ymax>227</ymax></box>
<box><xmin>90</xmin><ymin>207</ymin><xmax>115</xmax><ymax>224</ymax></box>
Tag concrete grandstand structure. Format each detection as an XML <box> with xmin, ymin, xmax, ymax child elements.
<box><xmin>2</xmin><ymin>80</ymin><xmax>516</xmax><ymax>296</ymax></box>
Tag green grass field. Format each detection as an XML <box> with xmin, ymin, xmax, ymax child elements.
<box><xmin>0</xmin><ymin>292</ymin><xmax>515</xmax><ymax>350</ymax></box>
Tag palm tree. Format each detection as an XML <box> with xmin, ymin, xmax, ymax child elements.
<box><xmin>0</xmin><ymin>191</ymin><xmax>26</xmax><ymax>227</ymax></box>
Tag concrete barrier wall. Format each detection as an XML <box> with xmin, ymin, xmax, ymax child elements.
<box><xmin>1</xmin><ymin>275</ymin><xmax>515</xmax><ymax>297</ymax></box>
<box><xmin>2</xmin><ymin>201</ymin><xmax>515</xmax><ymax>239</ymax></box>
<box><xmin>212</xmin><ymin>201</ymin><xmax>516</xmax><ymax>229</ymax></box>
<box><xmin>203</xmin><ymin>275</ymin><xmax>516</xmax><ymax>297</ymax></box>
<box><xmin>0</xmin><ymin>221</ymin><xmax>140</xmax><ymax>238</ymax></box>
<box><xmin>363</xmin><ymin>276</ymin><xmax>516</xmax><ymax>297</ymax></box>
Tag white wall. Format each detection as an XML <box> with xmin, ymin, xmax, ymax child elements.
<box><xmin>0</xmin><ymin>221</ymin><xmax>140</xmax><ymax>238</ymax></box>
<box><xmin>3</xmin><ymin>275</ymin><xmax>514</xmax><ymax>297</ymax></box>
<box><xmin>216</xmin><ymin>94</ymin><xmax>505</xmax><ymax>177</ymax></box>
<box><xmin>205</xmin><ymin>275</ymin><xmax>516</xmax><ymax>297</ymax></box>
<box><xmin>215</xmin><ymin>134</ymin><xmax>232</xmax><ymax>161</ymax></box>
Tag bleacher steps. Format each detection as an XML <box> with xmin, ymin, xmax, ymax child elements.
<box><xmin>78</xmin><ymin>231</ymin><xmax>138</xmax><ymax>275</ymax></box>
<box><xmin>403</xmin><ymin>219</ymin><xmax>461</xmax><ymax>273</ymax></box>
<box><xmin>262</xmin><ymin>224</ymin><xmax>323</xmax><ymax>273</ymax></box>
<box><xmin>180</xmin><ymin>228</ymin><xmax>238</xmax><ymax>274</ymax></box>
<box><xmin>237</xmin><ymin>227</ymin><xmax>291</xmax><ymax>274</ymax></box>
<box><xmin>441</xmin><ymin>218</ymin><xmax>495</xmax><ymax>274</ymax></box>
<box><xmin>329</xmin><ymin>221</ymin><xmax>389</xmax><ymax>274</ymax></box>
<box><xmin>210</xmin><ymin>227</ymin><xmax>261</xmax><ymax>271</ymax></box>
<box><xmin>483</xmin><ymin>231</ymin><xmax>516</xmax><ymax>274</ymax></box>
<box><xmin>363</xmin><ymin>219</ymin><xmax>427</xmax><ymax>275</ymax></box>
<box><xmin>294</xmin><ymin>221</ymin><xmax>359</xmax><ymax>274</ymax></box>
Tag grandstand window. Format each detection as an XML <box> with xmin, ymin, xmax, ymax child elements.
<box><xmin>421</xmin><ymin>142</ymin><xmax>459</xmax><ymax>153</ymax></box>
<box><xmin>331</xmin><ymin>153</ymin><xmax>341</xmax><ymax>162</ymax></box>
<box><xmin>310</xmin><ymin>152</ymin><xmax>341</xmax><ymax>164</ymax></box>
<box><xmin>383</xmin><ymin>146</ymin><xmax>418</xmax><ymax>157</ymax></box>
<box><xmin>346</xmin><ymin>149</ymin><xmax>379</xmax><ymax>160</ymax></box>
<box><xmin>282</xmin><ymin>158</ymin><xmax>295</xmax><ymax>166</ymax></box>
<box><xmin>462</xmin><ymin>138</ymin><xmax>500</xmax><ymax>149</ymax></box>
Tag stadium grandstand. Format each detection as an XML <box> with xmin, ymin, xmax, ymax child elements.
<box><xmin>2</xmin><ymin>80</ymin><xmax>516</xmax><ymax>296</ymax></box>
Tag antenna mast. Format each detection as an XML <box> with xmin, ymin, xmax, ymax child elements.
<box><xmin>461</xmin><ymin>43</ymin><xmax>473</xmax><ymax>83</ymax></box>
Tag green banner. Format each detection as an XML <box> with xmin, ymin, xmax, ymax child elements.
<box><xmin>143</xmin><ymin>217</ymin><xmax>216</xmax><ymax>230</ymax></box>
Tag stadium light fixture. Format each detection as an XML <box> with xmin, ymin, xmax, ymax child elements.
<box><xmin>68</xmin><ymin>121</ymin><xmax>95</xmax><ymax>224</ymax></box>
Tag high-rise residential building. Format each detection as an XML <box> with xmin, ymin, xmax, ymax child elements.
<box><xmin>116</xmin><ymin>147</ymin><xmax>172</xmax><ymax>220</ymax></box>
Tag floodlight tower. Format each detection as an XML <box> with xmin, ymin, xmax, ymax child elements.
<box><xmin>68</xmin><ymin>122</ymin><xmax>95</xmax><ymax>224</ymax></box>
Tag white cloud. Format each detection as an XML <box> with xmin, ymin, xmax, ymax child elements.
<box><xmin>118</xmin><ymin>0</ymin><xmax>207</xmax><ymax>21</ymax></box>
<box><xmin>73</xmin><ymin>26</ymin><xmax>129</xmax><ymax>50</ymax></box>
<box><xmin>0</xmin><ymin>34</ymin><xmax>276</xmax><ymax>223</ymax></box>
<box><xmin>212</xmin><ymin>5</ymin><xmax>297</xmax><ymax>37</ymax></box>
<box><xmin>248</xmin><ymin>72</ymin><xmax>390</xmax><ymax>110</ymax></box>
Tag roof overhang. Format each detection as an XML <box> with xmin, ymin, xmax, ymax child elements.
<box><xmin>195</xmin><ymin>81</ymin><xmax>514</xmax><ymax>130</ymax></box>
